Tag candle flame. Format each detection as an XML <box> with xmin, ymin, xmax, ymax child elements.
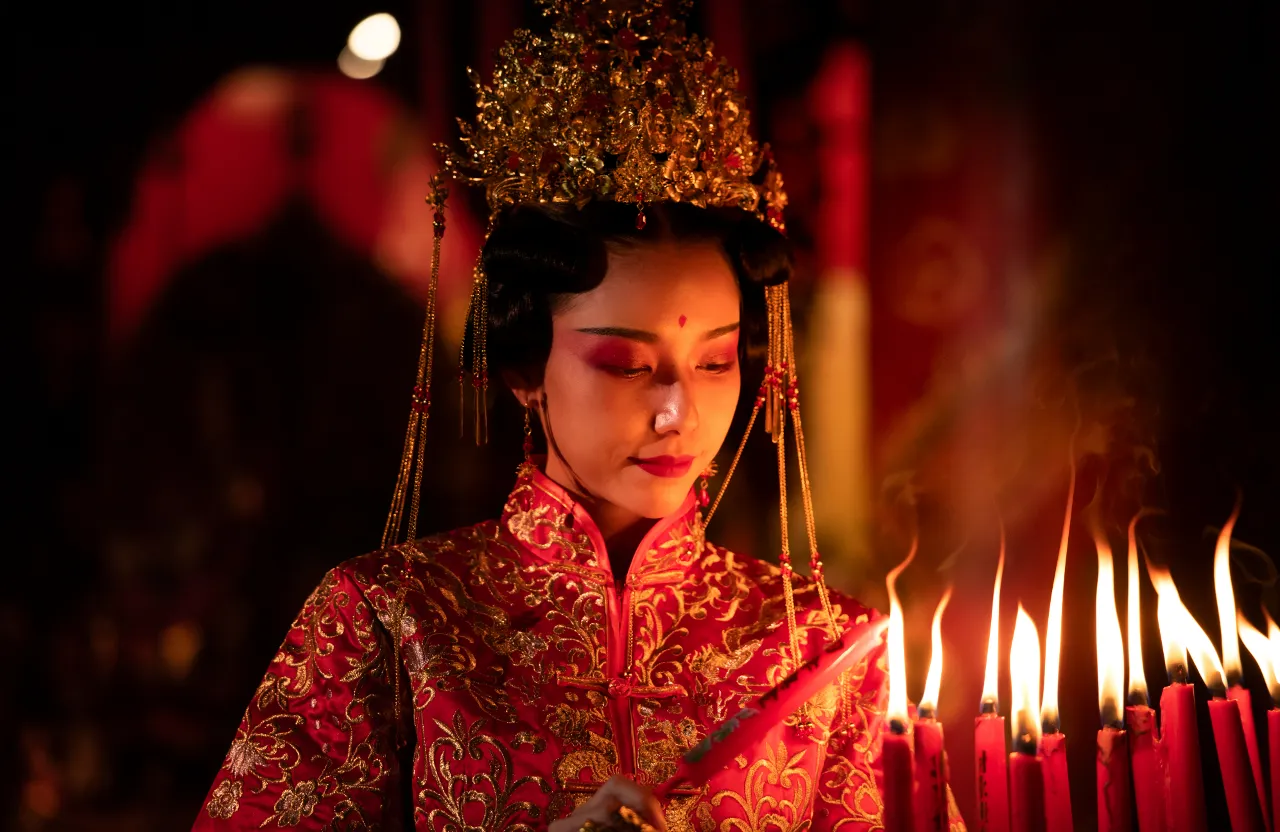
<box><xmin>1041</xmin><ymin>452</ymin><xmax>1076</xmax><ymax>730</ymax></box>
<box><xmin>1238</xmin><ymin>614</ymin><xmax>1279</xmax><ymax>703</ymax></box>
<box><xmin>1212</xmin><ymin>499</ymin><xmax>1242</xmax><ymax>685</ymax></box>
<box><xmin>1266</xmin><ymin>608</ymin><xmax>1280</xmax><ymax>683</ymax></box>
<box><xmin>1010</xmin><ymin>604</ymin><xmax>1042</xmax><ymax>751</ymax></box>
<box><xmin>920</xmin><ymin>586</ymin><xmax>953</xmax><ymax>714</ymax></box>
<box><xmin>885</xmin><ymin>538</ymin><xmax>917</xmax><ymax>723</ymax></box>
<box><xmin>1148</xmin><ymin>561</ymin><xmax>1225</xmax><ymax>691</ymax></box>
<box><xmin>981</xmin><ymin>522</ymin><xmax>1006</xmax><ymax>708</ymax></box>
<box><xmin>1093</xmin><ymin>520</ymin><xmax>1125</xmax><ymax>727</ymax></box>
<box><xmin>1126</xmin><ymin>512</ymin><xmax>1148</xmax><ymax>702</ymax></box>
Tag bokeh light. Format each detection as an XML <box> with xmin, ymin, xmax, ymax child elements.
<box><xmin>347</xmin><ymin>13</ymin><xmax>401</xmax><ymax>61</ymax></box>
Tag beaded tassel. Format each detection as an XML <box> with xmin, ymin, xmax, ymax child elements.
<box><xmin>382</xmin><ymin>182</ymin><xmax>448</xmax><ymax>550</ymax></box>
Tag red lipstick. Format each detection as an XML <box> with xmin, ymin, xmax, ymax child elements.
<box><xmin>630</xmin><ymin>455</ymin><xmax>695</xmax><ymax>478</ymax></box>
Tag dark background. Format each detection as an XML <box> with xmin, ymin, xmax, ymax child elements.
<box><xmin>11</xmin><ymin>0</ymin><xmax>1277</xmax><ymax>829</ymax></box>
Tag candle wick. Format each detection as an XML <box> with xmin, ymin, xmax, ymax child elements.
<box><xmin>980</xmin><ymin>697</ymin><xmax>998</xmax><ymax>715</ymax></box>
<box><xmin>1126</xmin><ymin>689</ymin><xmax>1149</xmax><ymax>708</ymax></box>
<box><xmin>1169</xmin><ymin>664</ymin><xmax>1188</xmax><ymax>685</ymax></box>
<box><xmin>1013</xmin><ymin>731</ymin><xmax>1037</xmax><ymax>755</ymax></box>
<box><xmin>1041</xmin><ymin>716</ymin><xmax>1061</xmax><ymax>736</ymax></box>
<box><xmin>889</xmin><ymin>717</ymin><xmax>908</xmax><ymax>736</ymax></box>
<box><xmin>917</xmin><ymin>704</ymin><xmax>936</xmax><ymax>720</ymax></box>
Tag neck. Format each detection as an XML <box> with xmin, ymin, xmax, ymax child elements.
<box><xmin>543</xmin><ymin>454</ymin><xmax>655</xmax><ymax>581</ymax></box>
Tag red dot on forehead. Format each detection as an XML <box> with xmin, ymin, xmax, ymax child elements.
<box><xmin>678</xmin><ymin>314</ymin><xmax>687</xmax><ymax>328</ymax></box>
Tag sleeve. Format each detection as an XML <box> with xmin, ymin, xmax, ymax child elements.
<box><xmin>810</xmin><ymin>636</ymin><xmax>967</xmax><ymax>832</ymax></box>
<box><xmin>810</xmin><ymin>636</ymin><xmax>889</xmax><ymax>831</ymax></box>
<box><xmin>192</xmin><ymin>565</ymin><xmax>411</xmax><ymax>830</ymax></box>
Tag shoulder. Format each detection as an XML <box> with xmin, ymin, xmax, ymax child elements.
<box><xmin>320</xmin><ymin>518</ymin><xmax>505</xmax><ymax>607</ymax></box>
<box><xmin>701</xmin><ymin>541</ymin><xmax>883</xmax><ymax>630</ymax></box>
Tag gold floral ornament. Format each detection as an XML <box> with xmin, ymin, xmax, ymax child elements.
<box><xmin>439</xmin><ymin>0</ymin><xmax>787</xmax><ymax>225</ymax></box>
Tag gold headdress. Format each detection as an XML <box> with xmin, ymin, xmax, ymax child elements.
<box><xmin>383</xmin><ymin>0</ymin><xmax>840</xmax><ymax>720</ymax></box>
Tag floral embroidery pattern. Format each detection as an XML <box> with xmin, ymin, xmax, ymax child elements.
<box><xmin>205</xmin><ymin>779</ymin><xmax>241</xmax><ymax>820</ymax></box>
<box><xmin>193</xmin><ymin>466</ymin><xmax>930</xmax><ymax>831</ymax></box>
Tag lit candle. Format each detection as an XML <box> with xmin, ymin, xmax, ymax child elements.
<box><xmin>1213</xmin><ymin>503</ymin><xmax>1268</xmax><ymax>829</ymax></box>
<box><xmin>1123</xmin><ymin>513</ymin><xmax>1163</xmax><ymax>832</ymax></box>
<box><xmin>1010</xmin><ymin>606</ymin><xmax>1045</xmax><ymax>832</ymax></box>
<box><xmin>1237</xmin><ymin>614</ymin><xmax>1277</xmax><ymax>832</ymax></box>
<box><xmin>882</xmin><ymin>542</ymin><xmax>916</xmax><ymax>832</ymax></box>
<box><xmin>915</xmin><ymin>587</ymin><xmax>952</xmax><ymax>832</ymax></box>
<box><xmin>1093</xmin><ymin>521</ymin><xmax>1132</xmax><ymax>832</ymax></box>
<box><xmin>1149</xmin><ymin>563</ymin><xmax>1207</xmax><ymax>832</ymax></box>
<box><xmin>975</xmin><ymin>536</ymin><xmax>1010</xmax><ymax>832</ymax></box>
<box><xmin>1038</xmin><ymin>471</ymin><xmax>1074</xmax><ymax>832</ymax></box>
<box><xmin>1264</xmin><ymin>610</ymin><xmax>1280</xmax><ymax>832</ymax></box>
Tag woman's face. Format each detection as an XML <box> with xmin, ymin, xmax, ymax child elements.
<box><xmin>531</xmin><ymin>239</ymin><xmax>743</xmax><ymax>522</ymax></box>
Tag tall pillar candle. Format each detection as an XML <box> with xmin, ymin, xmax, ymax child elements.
<box><xmin>1207</xmin><ymin>695</ymin><xmax>1265</xmax><ymax>832</ymax></box>
<box><xmin>913</xmin><ymin>713</ymin><xmax>948</xmax><ymax>832</ymax></box>
<box><xmin>975</xmin><ymin>707</ymin><xmax>1010</xmax><ymax>832</ymax></box>
<box><xmin>883</xmin><ymin>719</ymin><xmax>916</xmax><ymax>832</ymax></box>
<box><xmin>1009</xmin><ymin>748</ymin><xmax>1045</xmax><ymax>832</ymax></box>
<box><xmin>1096</xmin><ymin>726</ymin><xmax>1132</xmax><ymax>832</ymax></box>
<box><xmin>1124</xmin><ymin>703</ymin><xmax>1164</xmax><ymax>832</ymax></box>
<box><xmin>1159</xmin><ymin>681</ymin><xmax>1206</xmax><ymax>832</ymax></box>
<box><xmin>1037</xmin><ymin>731</ymin><xmax>1072</xmax><ymax>832</ymax></box>
<box><xmin>1269</xmin><ymin>708</ymin><xmax>1279</xmax><ymax>832</ymax></box>
<box><xmin>1227</xmin><ymin>684</ymin><xmax>1268</xmax><ymax>829</ymax></box>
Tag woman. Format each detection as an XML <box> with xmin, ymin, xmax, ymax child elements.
<box><xmin>194</xmin><ymin>3</ymin><xmax>926</xmax><ymax>830</ymax></box>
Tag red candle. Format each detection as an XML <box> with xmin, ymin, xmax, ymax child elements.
<box><xmin>1096</xmin><ymin>726</ymin><xmax>1132</xmax><ymax>832</ymax></box>
<box><xmin>1037</xmin><ymin>731</ymin><xmax>1072</xmax><ymax>832</ymax></box>
<box><xmin>1159</xmin><ymin>681</ymin><xmax>1207</xmax><ymax>832</ymax></box>
<box><xmin>883</xmin><ymin>720</ymin><xmax>917</xmax><ymax>832</ymax></box>
<box><xmin>975</xmin><ymin>708</ymin><xmax>1011</xmax><ymax>832</ymax></box>
<box><xmin>1124</xmin><ymin>703</ymin><xmax>1165</xmax><ymax>832</ymax></box>
<box><xmin>1207</xmin><ymin>696</ymin><xmax>1266</xmax><ymax>832</ymax></box>
<box><xmin>1227</xmin><ymin>684</ymin><xmax>1269</xmax><ymax>828</ymax></box>
<box><xmin>1009</xmin><ymin>749</ymin><xmax>1045</xmax><ymax>832</ymax></box>
<box><xmin>914</xmin><ymin>713</ymin><xmax>948</xmax><ymax>831</ymax></box>
<box><xmin>1269</xmin><ymin>709</ymin><xmax>1279</xmax><ymax>832</ymax></box>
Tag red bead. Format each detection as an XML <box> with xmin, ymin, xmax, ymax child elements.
<box><xmin>506</xmin><ymin>152</ymin><xmax>521</xmax><ymax>171</ymax></box>
<box><xmin>724</xmin><ymin>152</ymin><xmax>741</xmax><ymax>169</ymax></box>
<box><xmin>635</xmin><ymin>210</ymin><xmax>646</xmax><ymax>230</ymax></box>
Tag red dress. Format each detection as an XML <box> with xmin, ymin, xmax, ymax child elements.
<box><xmin>193</xmin><ymin>463</ymin><xmax>913</xmax><ymax>831</ymax></box>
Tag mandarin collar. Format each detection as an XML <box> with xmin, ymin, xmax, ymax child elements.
<box><xmin>500</xmin><ymin>460</ymin><xmax>701</xmax><ymax>586</ymax></box>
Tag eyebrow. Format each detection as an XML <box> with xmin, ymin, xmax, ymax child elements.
<box><xmin>575</xmin><ymin>322</ymin><xmax>740</xmax><ymax>342</ymax></box>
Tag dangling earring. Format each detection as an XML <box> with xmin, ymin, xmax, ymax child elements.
<box><xmin>693</xmin><ymin>462</ymin><xmax>717</xmax><ymax>551</ymax></box>
<box><xmin>522</xmin><ymin>402</ymin><xmax>534</xmax><ymax>462</ymax></box>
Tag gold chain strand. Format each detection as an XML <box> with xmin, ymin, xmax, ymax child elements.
<box><xmin>382</xmin><ymin>187</ymin><xmax>447</xmax><ymax>549</ymax></box>
<box><xmin>703</xmin><ymin>404</ymin><xmax>760</xmax><ymax>527</ymax></box>
<box><xmin>458</xmin><ymin>261</ymin><xmax>481</xmax><ymax>438</ymax></box>
<box><xmin>779</xmin><ymin>286</ymin><xmax>838</xmax><ymax>639</ymax></box>
<box><xmin>776</xmin><ymin>402</ymin><xmax>801</xmax><ymax>667</ymax></box>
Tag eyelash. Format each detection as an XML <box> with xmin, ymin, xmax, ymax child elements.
<box><xmin>605</xmin><ymin>360</ymin><xmax>736</xmax><ymax>379</ymax></box>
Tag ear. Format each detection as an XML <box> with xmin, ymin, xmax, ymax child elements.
<box><xmin>503</xmin><ymin>370</ymin><xmax>543</xmax><ymax>410</ymax></box>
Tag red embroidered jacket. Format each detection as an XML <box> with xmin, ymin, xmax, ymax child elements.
<box><xmin>194</xmin><ymin>464</ymin><xmax>952</xmax><ymax>831</ymax></box>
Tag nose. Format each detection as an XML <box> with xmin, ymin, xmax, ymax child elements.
<box><xmin>653</xmin><ymin>379</ymin><xmax>699</xmax><ymax>435</ymax></box>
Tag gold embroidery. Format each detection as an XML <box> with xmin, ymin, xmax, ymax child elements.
<box><xmin>419</xmin><ymin>710</ymin><xmax>553</xmax><ymax>831</ymax></box>
<box><xmin>206</xmin><ymin>779</ymin><xmax>241</xmax><ymax>820</ymax></box>
<box><xmin>701</xmin><ymin>741</ymin><xmax>815</xmax><ymax>832</ymax></box>
<box><xmin>272</xmin><ymin>779</ymin><xmax>320</xmax><ymax>826</ymax></box>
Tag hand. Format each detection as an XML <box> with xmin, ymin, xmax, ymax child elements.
<box><xmin>547</xmin><ymin>774</ymin><xmax>668</xmax><ymax>832</ymax></box>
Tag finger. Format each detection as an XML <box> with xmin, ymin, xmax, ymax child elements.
<box><xmin>602</xmin><ymin>777</ymin><xmax>667</xmax><ymax>832</ymax></box>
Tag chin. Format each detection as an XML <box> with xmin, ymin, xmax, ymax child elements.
<box><xmin>618</xmin><ymin>478</ymin><xmax>694</xmax><ymax>519</ymax></box>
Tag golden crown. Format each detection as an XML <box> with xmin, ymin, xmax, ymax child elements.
<box><xmin>435</xmin><ymin>0</ymin><xmax>788</xmax><ymax>230</ymax></box>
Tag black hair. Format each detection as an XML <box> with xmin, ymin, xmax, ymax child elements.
<box><xmin>480</xmin><ymin>200</ymin><xmax>792</xmax><ymax>386</ymax></box>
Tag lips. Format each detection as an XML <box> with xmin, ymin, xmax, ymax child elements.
<box><xmin>630</xmin><ymin>455</ymin><xmax>696</xmax><ymax>478</ymax></box>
